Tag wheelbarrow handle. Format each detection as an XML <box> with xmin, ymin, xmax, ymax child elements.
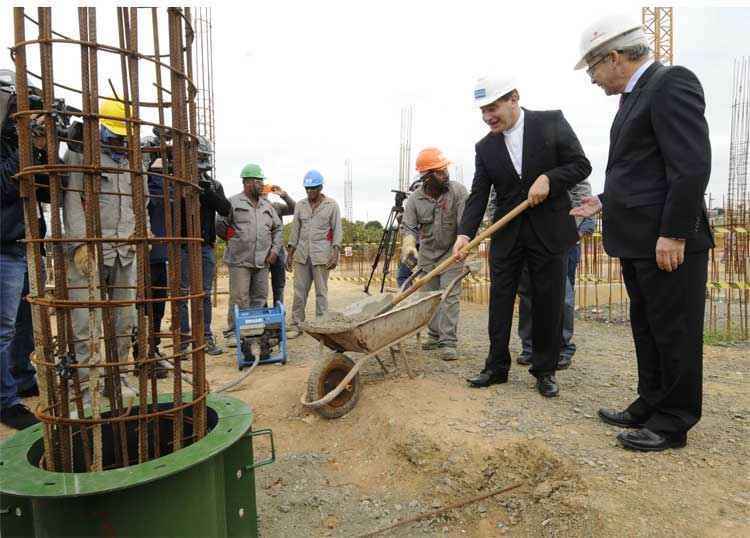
<box><xmin>390</xmin><ymin>200</ymin><xmax>529</xmax><ymax>308</ymax></box>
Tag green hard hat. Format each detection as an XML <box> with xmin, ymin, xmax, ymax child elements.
<box><xmin>240</xmin><ymin>163</ymin><xmax>265</xmax><ymax>180</ymax></box>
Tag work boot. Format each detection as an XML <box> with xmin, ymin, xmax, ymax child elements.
<box><xmin>205</xmin><ymin>336</ymin><xmax>224</xmax><ymax>356</ymax></box>
<box><xmin>421</xmin><ymin>336</ymin><xmax>444</xmax><ymax>351</ymax></box>
<box><xmin>286</xmin><ymin>324</ymin><xmax>302</xmax><ymax>339</ymax></box>
<box><xmin>1</xmin><ymin>403</ymin><xmax>39</xmax><ymax>430</ymax></box>
<box><xmin>440</xmin><ymin>346</ymin><xmax>458</xmax><ymax>361</ymax></box>
<box><xmin>18</xmin><ymin>383</ymin><xmax>40</xmax><ymax>398</ymax></box>
<box><xmin>225</xmin><ymin>330</ymin><xmax>237</xmax><ymax>348</ymax></box>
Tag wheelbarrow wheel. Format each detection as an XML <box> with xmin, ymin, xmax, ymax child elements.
<box><xmin>306</xmin><ymin>353</ymin><xmax>361</xmax><ymax>419</ymax></box>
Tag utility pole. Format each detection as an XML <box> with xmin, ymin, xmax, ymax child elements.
<box><xmin>344</xmin><ymin>158</ymin><xmax>353</xmax><ymax>222</ymax></box>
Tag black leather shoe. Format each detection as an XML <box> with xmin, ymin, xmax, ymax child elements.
<box><xmin>18</xmin><ymin>384</ymin><xmax>40</xmax><ymax>398</ymax></box>
<box><xmin>617</xmin><ymin>428</ymin><xmax>687</xmax><ymax>452</ymax></box>
<box><xmin>516</xmin><ymin>354</ymin><xmax>531</xmax><ymax>366</ymax></box>
<box><xmin>598</xmin><ymin>408</ymin><xmax>645</xmax><ymax>428</ymax></box>
<box><xmin>1</xmin><ymin>403</ymin><xmax>39</xmax><ymax>430</ymax></box>
<box><xmin>467</xmin><ymin>371</ymin><xmax>508</xmax><ymax>388</ymax></box>
<box><xmin>536</xmin><ymin>375</ymin><xmax>559</xmax><ymax>397</ymax></box>
<box><xmin>557</xmin><ymin>356</ymin><xmax>572</xmax><ymax>370</ymax></box>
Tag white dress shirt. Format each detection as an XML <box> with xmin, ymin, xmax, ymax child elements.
<box><xmin>503</xmin><ymin>108</ymin><xmax>524</xmax><ymax>178</ymax></box>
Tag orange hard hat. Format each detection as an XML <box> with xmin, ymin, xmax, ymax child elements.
<box><xmin>415</xmin><ymin>147</ymin><xmax>451</xmax><ymax>174</ymax></box>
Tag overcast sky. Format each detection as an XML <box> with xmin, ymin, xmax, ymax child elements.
<box><xmin>4</xmin><ymin>1</ymin><xmax>749</xmax><ymax>224</ymax></box>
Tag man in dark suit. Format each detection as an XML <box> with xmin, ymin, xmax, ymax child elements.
<box><xmin>572</xmin><ymin>15</ymin><xmax>713</xmax><ymax>451</ymax></box>
<box><xmin>453</xmin><ymin>75</ymin><xmax>591</xmax><ymax>397</ymax></box>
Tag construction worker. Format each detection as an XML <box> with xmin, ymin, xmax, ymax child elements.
<box><xmin>286</xmin><ymin>170</ymin><xmax>342</xmax><ymax>333</ymax></box>
<box><xmin>571</xmin><ymin>15</ymin><xmax>712</xmax><ymax>451</ymax></box>
<box><xmin>63</xmin><ymin>97</ymin><xmax>144</xmax><ymax>404</ymax></box>
<box><xmin>400</xmin><ymin>148</ymin><xmax>467</xmax><ymax>361</ymax></box>
<box><xmin>454</xmin><ymin>75</ymin><xmax>591</xmax><ymax>398</ymax></box>
<box><xmin>218</xmin><ymin>163</ymin><xmax>282</xmax><ymax>343</ymax></box>
<box><xmin>222</xmin><ymin>182</ymin><xmax>294</xmax><ymax>348</ymax></box>
<box><xmin>263</xmin><ymin>184</ymin><xmax>296</xmax><ymax>306</ymax></box>
<box><xmin>177</xmin><ymin>137</ymin><xmax>231</xmax><ymax>355</ymax></box>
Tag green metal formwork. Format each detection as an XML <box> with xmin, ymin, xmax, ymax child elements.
<box><xmin>0</xmin><ymin>394</ymin><xmax>274</xmax><ymax>538</ymax></box>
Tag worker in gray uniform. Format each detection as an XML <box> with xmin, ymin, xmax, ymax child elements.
<box><xmin>218</xmin><ymin>163</ymin><xmax>282</xmax><ymax>340</ymax></box>
<box><xmin>222</xmin><ymin>182</ymin><xmax>295</xmax><ymax>348</ymax></box>
<box><xmin>63</xmin><ymin>98</ymin><xmax>145</xmax><ymax>403</ymax></box>
<box><xmin>286</xmin><ymin>170</ymin><xmax>342</xmax><ymax>334</ymax></box>
<box><xmin>400</xmin><ymin>148</ymin><xmax>468</xmax><ymax>361</ymax></box>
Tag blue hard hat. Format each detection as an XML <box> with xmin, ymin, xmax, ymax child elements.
<box><xmin>303</xmin><ymin>169</ymin><xmax>324</xmax><ymax>188</ymax></box>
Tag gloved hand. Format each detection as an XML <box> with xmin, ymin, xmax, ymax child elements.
<box><xmin>73</xmin><ymin>246</ymin><xmax>91</xmax><ymax>277</ymax></box>
<box><xmin>400</xmin><ymin>234</ymin><xmax>418</xmax><ymax>264</ymax></box>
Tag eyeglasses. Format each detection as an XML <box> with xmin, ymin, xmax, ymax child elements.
<box><xmin>586</xmin><ymin>54</ymin><xmax>610</xmax><ymax>78</ymax></box>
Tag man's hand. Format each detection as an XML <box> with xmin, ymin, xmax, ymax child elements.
<box><xmin>73</xmin><ymin>246</ymin><xmax>91</xmax><ymax>277</ymax></box>
<box><xmin>285</xmin><ymin>248</ymin><xmax>295</xmax><ymax>272</ymax></box>
<box><xmin>31</xmin><ymin>116</ymin><xmax>49</xmax><ymax>150</ymax></box>
<box><xmin>655</xmin><ymin>237</ymin><xmax>685</xmax><ymax>272</ymax></box>
<box><xmin>400</xmin><ymin>234</ymin><xmax>418</xmax><ymax>263</ymax></box>
<box><xmin>570</xmin><ymin>196</ymin><xmax>603</xmax><ymax>218</ymax></box>
<box><xmin>266</xmin><ymin>251</ymin><xmax>278</xmax><ymax>266</ymax></box>
<box><xmin>273</xmin><ymin>186</ymin><xmax>287</xmax><ymax>198</ymax></box>
<box><xmin>452</xmin><ymin>235</ymin><xmax>470</xmax><ymax>261</ymax></box>
<box><xmin>326</xmin><ymin>247</ymin><xmax>340</xmax><ymax>270</ymax></box>
<box><xmin>527</xmin><ymin>174</ymin><xmax>550</xmax><ymax>207</ymax></box>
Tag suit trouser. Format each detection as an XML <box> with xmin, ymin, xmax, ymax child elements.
<box><xmin>621</xmin><ymin>251</ymin><xmax>708</xmax><ymax>435</ymax></box>
<box><xmin>291</xmin><ymin>259</ymin><xmax>329</xmax><ymax>325</ymax></box>
<box><xmin>68</xmin><ymin>255</ymin><xmax>136</xmax><ymax>383</ymax></box>
<box><xmin>227</xmin><ymin>266</ymin><xmax>269</xmax><ymax>328</ymax></box>
<box><xmin>421</xmin><ymin>263</ymin><xmax>462</xmax><ymax>347</ymax></box>
<box><xmin>518</xmin><ymin>244</ymin><xmax>578</xmax><ymax>359</ymax></box>
<box><xmin>485</xmin><ymin>215</ymin><xmax>565</xmax><ymax>377</ymax></box>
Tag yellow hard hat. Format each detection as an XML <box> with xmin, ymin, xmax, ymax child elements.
<box><xmin>99</xmin><ymin>98</ymin><xmax>129</xmax><ymax>136</ymax></box>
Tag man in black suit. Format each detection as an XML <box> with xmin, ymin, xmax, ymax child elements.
<box><xmin>453</xmin><ymin>75</ymin><xmax>591</xmax><ymax>397</ymax></box>
<box><xmin>571</xmin><ymin>15</ymin><xmax>713</xmax><ymax>451</ymax></box>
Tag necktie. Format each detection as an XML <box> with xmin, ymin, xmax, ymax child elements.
<box><xmin>619</xmin><ymin>92</ymin><xmax>630</xmax><ymax>109</ymax></box>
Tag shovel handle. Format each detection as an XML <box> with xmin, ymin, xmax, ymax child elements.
<box><xmin>390</xmin><ymin>200</ymin><xmax>529</xmax><ymax>307</ymax></box>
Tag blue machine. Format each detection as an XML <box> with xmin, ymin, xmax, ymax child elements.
<box><xmin>234</xmin><ymin>303</ymin><xmax>287</xmax><ymax>370</ymax></box>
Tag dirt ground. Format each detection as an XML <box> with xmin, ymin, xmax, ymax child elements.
<box><xmin>3</xmin><ymin>276</ymin><xmax>749</xmax><ymax>537</ymax></box>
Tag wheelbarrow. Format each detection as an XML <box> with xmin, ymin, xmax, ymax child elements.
<box><xmin>300</xmin><ymin>200</ymin><xmax>529</xmax><ymax>419</ymax></box>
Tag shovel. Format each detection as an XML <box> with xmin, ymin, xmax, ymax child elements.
<box><xmin>376</xmin><ymin>200</ymin><xmax>529</xmax><ymax>315</ymax></box>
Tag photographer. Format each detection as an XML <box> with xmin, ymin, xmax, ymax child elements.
<box><xmin>176</xmin><ymin>137</ymin><xmax>231</xmax><ymax>356</ymax></box>
<box><xmin>1</xmin><ymin>72</ymin><xmax>51</xmax><ymax>430</ymax></box>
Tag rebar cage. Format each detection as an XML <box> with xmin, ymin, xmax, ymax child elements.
<box><xmin>11</xmin><ymin>6</ymin><xmax>209</xmax><ymax>473</ymax></box>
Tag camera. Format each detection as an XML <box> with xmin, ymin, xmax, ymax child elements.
<box><xmin>392</xmin><ymin>189</ymin><xmax>407</xmax><ymax>211</ymax></box>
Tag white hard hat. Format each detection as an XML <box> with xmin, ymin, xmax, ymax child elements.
<box><xmin>473</xmin><ymin>75</ymin><xmax>518</xmax><ymax>108</ymax></box>
<box><xmin>574</xmin><ymin>14</ymin><xmax>646</xmax><ymax>70</ymax></box>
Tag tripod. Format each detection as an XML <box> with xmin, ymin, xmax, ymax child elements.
<box><xmin>364</xmin><ymin>190</ymin><xmax>407</xmax><ymax>294</ymax></box>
